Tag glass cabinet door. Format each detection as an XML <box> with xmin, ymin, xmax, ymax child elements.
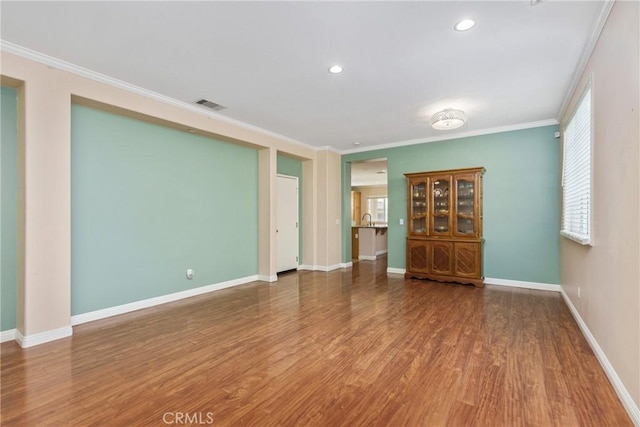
<box><xmin>410</xmin><ymin>180</ymin><xmax>427</xmax><ymax>234</ymax></box>
<box><xmin>455</xmin><ymin>175</ymin><xmax>476</xmax><ymax>236</ymax></box>
<box><xmin>430</xmin><ymin>176</ymin><xmax>450</xmax><ymax>235</ymax></box>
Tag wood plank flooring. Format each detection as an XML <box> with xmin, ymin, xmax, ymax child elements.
<box><xmin>1</xmin><ymin>257</ymin><xmax>632</xmax><ymax>426</ymax></box>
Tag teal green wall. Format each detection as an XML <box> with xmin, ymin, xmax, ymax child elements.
<box><xmin>277</xmin><ymin>154</ymin><xmax>303</xmax><ymax>263</ymax></box>
<box><xmin>71</xmin><ymin>105</ymin><xmax>258</xmax><ymax>315</ymax></box>
<box><xmin>1</xmin><ymin>87</ymin><xmax>18</xmax><ymax>330</ymax></box>
<box><xmin>342</xmin><ymin>125</ymin><xmax>561</xmax><ymax>284</ymax></box>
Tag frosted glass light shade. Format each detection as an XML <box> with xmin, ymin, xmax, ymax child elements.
<box><xmin>430</xmin><ymin>109</ymin><xmax>467</xmax><ymax>130</ymax></box>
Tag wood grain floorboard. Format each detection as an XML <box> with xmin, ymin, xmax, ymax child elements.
<box><xmin>1</xmin><ymin>257</ymin><xmax>632</xmax><ymax>426</ymax></box>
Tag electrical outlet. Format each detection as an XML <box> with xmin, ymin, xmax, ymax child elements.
<box><xmin>578</xmin><ymin>287</ymin><xmax>581</xmax><ymax>298</ymax></box>
<box><xmin>399</xmin><ymin>218</ymin><xmax>404</xmax><ymax>225</ymax></box>
<box><xmin>186</xmin><ymin>269</ymin><xmax>194</xmax><ymax>280</ymax></box>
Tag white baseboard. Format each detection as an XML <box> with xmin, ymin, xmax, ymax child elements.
<box><xmin>298</xmin><ymin>263</ymin><xmax>351</xmax><ymax>272</ymax></box>
<box><xmin>484</xmin><ymin>277</ymin><xmax>561</xmax><ymax>292</ymax></box>
<box><xmin>358</xmin><ymin>255</ymin><xmax>377</xmax><ymax>261</ymax></box>
<box><xmin>315</xmin><ymin>263</ymin><xmax>345</xmax><ymax>272</ymax></box>
<box><xmin>1</xmin><ymin>329</ymin><xmax>16</xmax><ymax>343</ymax></box>
<box><xmin>258</xmin><ymin>275</ymin><xmax>278</xmax><ymax>282</ymax></box>
<box><xmin>561</xmin><ymin>290</ymin><xmax>640</xmax><ymax>425</ymax></box>
<box><xmin>393</xmin><ymin>274</ymin><xmax>559</xmax><ymax>291</ymax></box>
<box><xmin>16</xmin><ymin>326</ymin><xmax>73</xmax><ymax>348</ymax></box>
<box><xmin>71</xmin><ymin>275</ymin><xmax>259</xmax><ymax>326</ymax></box>
<box><xmin>375</xmin><ymin>249</ymin><xmax>388</xmax><ymax>256</ymax></box>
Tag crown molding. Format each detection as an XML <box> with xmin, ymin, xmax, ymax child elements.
<box><xmin>0</xmin><ymin>40</ymin><xmax>314</xmax><ymax>151</ymax></box>
<box><xmin>314</xmin><ymin>145</ymin><xmax>343</xmax><ymax>154</ymax></box>
<box><xmin>340</xmin><ymin>119</ymin><xmax>559</xmax><ymax>155</ymax></box>
<box><xmin>556</xmin><ymin>0</ymin><xmax>615</xmax><ymax>121</ymax></box>
<box><xmin>0</xmin><ymin>40</ymin><xmax>564</xmax><ymax>157</ymax></box>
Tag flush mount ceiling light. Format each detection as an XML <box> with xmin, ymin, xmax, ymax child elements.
<box><xmin>328</xmin><ymin>65</ymin><xmax>344</xmax><ymax>74</ymax></box>
<box><xmin>454</xmin><ymin>18</ymin><xmax>476</xmax><ymax>31</ymax></box>
<box><xmin>430</xmin><ymin>109</ymin><xmax>467</xmax><ymax>130</ymax></box>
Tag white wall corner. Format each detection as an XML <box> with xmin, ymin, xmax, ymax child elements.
<box><xmin>484</xmin><ymin>277</ymin><xmax>561</xmax><ymax>292</ymax></box>
<box><xmin>386</xmin><ymin>267</ymin><xmax>406</xmax><ymax>275</ymax></box>
<box><xmin>0</xmin><ymin>329</ymin><xmax>17</xmax><ymax>343</ymax></box>
<box><xmin>560</xmin><ymin>289</ymin><xmax>640</xmax><ymax>425</ymax></box>
<box><xmin>16</xmin><ymin>326</ymin><xmax>73</xmax><ymax>348</ymax></box>
<box><xmin>556</xmin><ymin>0</ymin><xmax>616</xmax><ymax>120</ymax></box>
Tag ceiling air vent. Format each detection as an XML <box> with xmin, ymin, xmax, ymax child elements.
<box><xmin>195</xmin><ymin>99</ymin><xmax>226</xmax><ymax>111</ymax></box>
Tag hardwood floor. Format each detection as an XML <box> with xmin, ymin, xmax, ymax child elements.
<box><xmin>1</xmin><ymin>257</ymin><xmax>632</xmax><ymax>426</ymax></box>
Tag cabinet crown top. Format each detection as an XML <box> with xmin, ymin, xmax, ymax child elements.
<box><xmin>404</xmin><ymin>166</ymin><xmax>485</xmax><ymax>178</ymax></box>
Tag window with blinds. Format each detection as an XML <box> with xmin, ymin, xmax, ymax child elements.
<box><xmin>367</xmin><ymin>196</ymin><xmax>388</xmax><ymax>224</ymax></box>
<box><xmin>561</xmin><ymin>83</ymin><xmax>592</xmax><ymax>245</ymax></box>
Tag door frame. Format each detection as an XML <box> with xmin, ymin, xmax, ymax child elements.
<box><xmin>276</xmin><ymin>174</ymin><xmax>300</xmax><ymax>272</ymax></box>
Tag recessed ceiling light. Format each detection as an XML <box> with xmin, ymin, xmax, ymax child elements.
<box><xmin>353</xmin><ymin>142</ymin><xmax>360</xmax><ymax>146</ymax></box>
<box><xmin>454</xmin><ymin>19</ymin><xmax>476</xmax><ymax>32</ymax></box>
<box><xmin>329</xmin><ymin>65</ymin><xmax>344</xmax><ymax>74</ymax></box>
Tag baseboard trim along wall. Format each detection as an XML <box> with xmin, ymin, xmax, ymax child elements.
<box><xmin>358</xmin><ymin>255</ymin><xmax>377</xmax><ymax>261</ymax></box>
<box><xmin>560</xmin><ymin>289</ymin><xmax>640</xmax><ymax>425</ymax></box>
<box><xmin>258</xmin><ymin>275</ymin><xmax>278</xmax><ymax>282</ymax></box>
<box><xmin>1</xmin><ymin>329</ymin><xmax>16</xmax><ymax>343</ymax></box>
<box><xmin>298</xmin><ymin>263</ymin><xmax>352</xmax><ymax>272</ymax></box>
<box><xmin>71</xmin><ymin>275</ymin><xmax>259</xmax><ymax>327</ymax></box>
<box><xmin>382</xmin><ymin>272</ymin><xmax>562</xmax><ymax>293</ymax></box>
<box><xmin>16</xmin><ymin>326</ymin><xmax>73</xmax><ymax>348</ymax></box>
<box><xmin>484</xmin><ymin>277</ymin><xmax>561</xmax><ymax>292</ymax></box>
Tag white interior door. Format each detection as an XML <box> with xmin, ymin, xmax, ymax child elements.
<box><xmin>277</xmin><ymin>175</ymin><xmax>299</xmax><ymax>272</ymax></box>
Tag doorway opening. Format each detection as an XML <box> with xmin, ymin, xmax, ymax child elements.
<box><xmin>350</xmin><ymin>158</ymin><xmax>388</xmax><ymax>262</ymax></box>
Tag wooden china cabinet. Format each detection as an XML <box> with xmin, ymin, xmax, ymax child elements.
<box><xmin>404</xmin><ymin>167</ymin><xmax>485</xmax><ymax>287</ymax></box>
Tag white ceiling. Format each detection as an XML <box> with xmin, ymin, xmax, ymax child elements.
<box><xmin>351</xmin><ymin>159</ymin><xmax>388</xmax><ymax>187</ymax></box>
<box><xmin>1</xmin><ymin>1</ymin><xmax>604</xmax><ymax>152</ymax></box>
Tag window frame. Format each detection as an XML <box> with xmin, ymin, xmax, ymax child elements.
<box><xmin>560</xmin><ymin>81</ymin><xmax>593</xmax><ymax>246</ymax></box>
<box><xmin>366</xmin><ymin>196</ymin><xmax>388</xmax><ymax>224</ymax></box>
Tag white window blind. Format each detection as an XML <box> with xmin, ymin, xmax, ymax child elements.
<box><xmin>561</xmin><ymin>84</ymin><xmax>592</xmax><ymax>245</ymax></box>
